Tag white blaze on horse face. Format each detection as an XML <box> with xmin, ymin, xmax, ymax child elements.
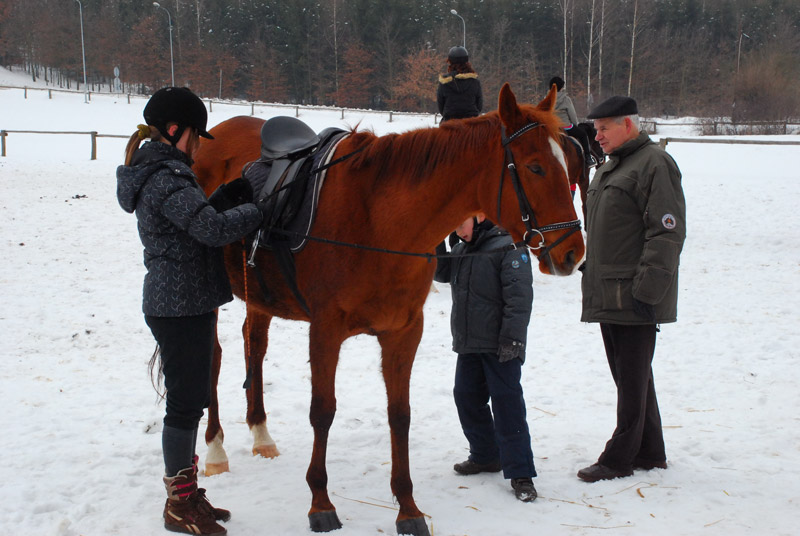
<box><xmin>549</xmin><ymin>136</ymin><xmax>568</xmax><ymax>178</ymax></box>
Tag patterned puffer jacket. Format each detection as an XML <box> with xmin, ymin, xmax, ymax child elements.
<box><xmin>117</xmin><ymin>141</ymin><xmax>262</xmax><ymax>317</ymax></box>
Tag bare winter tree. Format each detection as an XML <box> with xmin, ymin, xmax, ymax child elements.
<box><xmin>627</xmin><ymin>0</ymin><xmax>641</xmax><ymax>96</ymax></box>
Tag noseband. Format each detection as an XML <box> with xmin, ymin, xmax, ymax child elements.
<box><xmin>498</xmin><ymin>122</ymin><xmax>582</xmax><ymax>264</ymax></box>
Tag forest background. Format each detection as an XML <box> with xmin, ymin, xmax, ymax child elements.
<box><xmin>1</xmin><ymin>0</ymin><xmax>799</xmax><ymax>121</ymax></box>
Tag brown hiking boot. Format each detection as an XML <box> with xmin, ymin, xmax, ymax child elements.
<box><xmin>163</xmin><ymin>467</ymin><xmax>227</xmax><ymax>535</ymax></box>
<box><xmin>192</xmin><ymin>456</ymin><xmax>231</xmax><ymax>522</ymax></box>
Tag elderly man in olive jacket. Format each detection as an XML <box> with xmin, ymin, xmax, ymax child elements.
<box><xmin>577</xmin><ymin>96</ymin><xmax>686</xmax><ymax>483</ymax></box>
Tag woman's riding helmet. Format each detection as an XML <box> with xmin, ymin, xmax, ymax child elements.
<box><xmin>447</xmin><ymin>46</ymin><xmax>469</xmax><ymax>64</ymax></box>
<box><xmin>143</xmin><ymin>87</ymin><xmax>214</xmax><ymax>144</ymax></box>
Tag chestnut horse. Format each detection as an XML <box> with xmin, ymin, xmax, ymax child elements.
<box><xmin>559</xmin><ymin>132</ymin><xmax>590</xmax><ymax>222</ymax></box>
<box><xmin>192</xmin><ymin>84</ymin><xmax>585</xmax><ymax>536</ymax></box>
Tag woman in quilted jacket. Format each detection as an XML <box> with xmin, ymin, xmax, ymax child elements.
<box><xmin>117</xmin><ymin>87</ymin><xmax>261</xmax><ymax>536</ymax></box>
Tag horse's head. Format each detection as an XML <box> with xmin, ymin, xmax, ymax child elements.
<box><xmin>491</xmin><ymin>83</ymin><xmax>585</xmax><ymax>275</ymax></box>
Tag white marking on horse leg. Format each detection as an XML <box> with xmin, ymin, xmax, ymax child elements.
<box><xmin>203</xmin><ymin>433</ymin><xmax>230</xmax><ymax>475</ymax></box>
<box><xmin>549</xmin><ymin>136</ymin><xmax>568</xmax><ymax>178</ymax></box>
<box><xmin>251</xmin><ymin>423</ymin><xmax>280</xmax><ymax>458</ymax></box>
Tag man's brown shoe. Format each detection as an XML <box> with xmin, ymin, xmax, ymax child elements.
<box><xmin>453</xmin><ymin>459</ymin><xmax>502</xmax><ymax>475</ymax></box>
<box><xmin>577</xmin><ymin>463</ymin><xmax>633</xmax><ymax>483</ymax></box>
<box><xmin>633</xmin><ymin>458</ymin><xmax>668</xmax><ymax>470</ymax></box>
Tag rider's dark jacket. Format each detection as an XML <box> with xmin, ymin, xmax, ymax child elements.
<box><xmin>437</xmin><ymin>72</ymin><xmax>483</xmax><ymax>121</ymax></box>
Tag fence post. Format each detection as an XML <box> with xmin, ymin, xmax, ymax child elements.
<box><xmin>90</xmin><ymin>131</ymin><xmax>97</xmax><ymax>160</ymax></box>
<box><xmin>127</xmin><ymin>94</ymin><xmax>131</xmax><ymax>104</ymax></box>
<box><xmin>24</xmin><ymin>87</ymin><xmax>27</xmax><ymax>99</ymax></box>
<box><xmin>388</xmin><ymin>111</ymin><xmax>393</xmax><ymax>123</ymax></box>
<box><xmin>295</xmin><ymin>106</ymin><xmax>299</xmax><ymax>117</ymax></box>
<box><xmin>208</xmin><ymin>99</ymin><xmax>212</xmax><ymax>112</ymax></box>
<box><xmin>251</xmin><ymin>103</ymin><xmax>255</xmax><ymax>116</ymax></box>
<box><xmin>659</xmin><ymin>138</ymin><xmax>668</xmax><ymax>149</ymax></box>
<box><xmin>1</xmin><ymin>130</ymin><xmax>6</xmax><ymax>157</ymax></box>
<box><xmin>48</xmin><ymin>89</ymin><xmax>52</xmax><ymax>99</ymax></box>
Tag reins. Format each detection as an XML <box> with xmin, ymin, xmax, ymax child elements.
<box><xmin>246</xmin><ymin>120</ymin><xmax>582</xmax><ymax>265</ymax></box>
<box><xmin>251</xmin><ymin>227</ymin><xmax>528</xmax><ymax>262</ymax></box>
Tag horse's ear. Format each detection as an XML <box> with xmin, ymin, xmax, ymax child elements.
<box><xmin>537</xmin><ymin>84</ymin><xmax>558</xmax><ymax>112</ymax></box>
<box><xmin>498</xmin><ymin>82</ymin><xmax>524</xmax><ymax>131</ymax></box>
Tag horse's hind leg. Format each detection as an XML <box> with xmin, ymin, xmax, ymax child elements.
<box><xmin>378</xmin><ymin>315</ymin><xmax>430</xmax><ymax>536</ymax></box>
<box><xmin>243</xmin><ymin>308</ymin><xmax>279</xmax><ymax>458</ymax></box>
<box><xmin>306</xmin><ymin>320</ymin><xmax>345</xmax><ymax>532</ymax></box>
<box><xmin>205</xmin><ymin>317</ymin><xmax>229</xmax><ymax>475</ymax></box>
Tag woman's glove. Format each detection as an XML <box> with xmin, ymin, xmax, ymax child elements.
<box><xmin>208</xmin><ymin>178</ymin><xmax>253</xmax><ymax>212</ymax></box>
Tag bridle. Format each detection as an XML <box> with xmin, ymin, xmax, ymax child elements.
<box><xmin>498</xmin><ymin>122</ymin><xmax>582</xmax><ymax>266</ymax></box>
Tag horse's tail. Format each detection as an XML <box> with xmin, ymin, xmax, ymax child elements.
<box><xmin>148</xmin><ymin>343</ymin><xmax>166</xmax><ymax>401</ymax></box>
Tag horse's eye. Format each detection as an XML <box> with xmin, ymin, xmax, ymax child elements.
<box><xmin>526</xmin><ymin>163</ymin><xmax>545</xmax><ymax>176</ymax></box>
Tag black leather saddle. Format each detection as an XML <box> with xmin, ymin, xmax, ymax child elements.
<box><xmin>243</xmin><ymin>116</ymin><xmax>347</xmax><ymax>257</ymax></box>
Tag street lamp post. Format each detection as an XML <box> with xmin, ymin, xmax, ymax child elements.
<box><xmin>74</xmin><ymin>0</ymin><xmax>88</xmax><ymax>103</ymax></box>
<box><xmin>153</xmin><ymin>2</ymin><xmax>175</xmax><ymax>86</ymax></box>
<box><xmin>736</xmin><ymin>31</ymin><xmax>750</xmax><ymax>74</ymax></box>
<box><xmin>450</xmin><ymin>9</ymin><xmax>466</xmax><ymax>48</ymax></box>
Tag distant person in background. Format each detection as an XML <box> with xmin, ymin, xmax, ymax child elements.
<box><xmin>434</xmin><ymin>214</ymin><xmax>538</xmax><ymax>503</ymax></box>
<box><xmin>577</xmin><ymin>95</ymin><xmax>686</xmax><ymax>483</ymax></box>
<box><xmin>550</xmin><ymin>76</ymin><xmax>596</xmax><ymax>168</ymax></box>
<box><xmin>117</xmin><ymin>86</ymin><xmax>261</xmax><ymax>535</ymax></box>
<box><xmin>437</xmin><ymin>46</ymin><xmax>483</xmax><ymax>122</ymax></box>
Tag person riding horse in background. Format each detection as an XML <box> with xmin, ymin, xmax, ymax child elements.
<box><xmin>437</xmin><ymin>46</ymin><xmax>483</xmax><ymax>123</ymax></box>
<box><xmin>549</xmin><ymin>76</ymin><xmax>596</xmax><ymax>169</ymax></box>
<box><xmin>434</xmin><ymin>214</ymin><xmax>538</xmax><ymax>503</ymax></box>
<box><xmin>116</xmin><ymin>86</ymin><xmax>262</xmax><ymax>536</ymax></box>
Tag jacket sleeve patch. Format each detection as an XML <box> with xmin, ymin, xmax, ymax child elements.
<box><xmin>661</xmin><ymin>213</ymin><xmax>677</xmax><ymax>229</ymax></box>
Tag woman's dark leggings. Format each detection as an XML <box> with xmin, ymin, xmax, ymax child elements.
<box><xmin>145</xmin><ymin>311</ymin><xmax>217</xmax><ymax>476</ymax></box>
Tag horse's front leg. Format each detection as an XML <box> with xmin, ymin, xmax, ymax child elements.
<box><xmin>243</xmin><ymin>308</ymin><xmax>280</xmax><ymax>459</ymax></box>
<box><xmin>204</xmin><ymin>315</ymin><xmax>228</xmax><ymax>475</ymax></box>
<box><xmin>378</xmin><ymin>314</ymin><xmax>430</xmax><ymax>536</ymax></box>
<box><xmin>306</xmin><ymin>321</ymin><xmax>345</xmax><ymax>532</ymax></box>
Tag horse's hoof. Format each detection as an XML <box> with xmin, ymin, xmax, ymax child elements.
<box><xmin>203</xmin><ymin>461</ymin><xmax>230</xmax><ymax>476</ymax></box>
<box><xmin>396</xmin><ymin>517</ymin><xmax>430</xmax><ymax>536</ymax></box>
<box><xmin>252</xmin><ymin>443</ymin><xmax>280</xmax><ymax>458</ymax></box>
<box><xmin>308</xmin><ymin>510</ymin><xmax>343</xmax><ymax>532</ymax></box>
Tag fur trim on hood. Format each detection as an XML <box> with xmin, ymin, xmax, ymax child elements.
<box><xmin>439</xmin><ymin>72</ymin><xmax>479</xmax><ymax>84</ymax></box>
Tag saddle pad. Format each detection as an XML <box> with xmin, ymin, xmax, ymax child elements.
<box><xmin>287</xmin><ymin>131</ymin><xmax>350</xmax><ymax>253</ymax></box>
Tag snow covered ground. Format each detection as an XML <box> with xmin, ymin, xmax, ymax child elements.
<box><xmin>1</xmin><ymin>66</ymin><xmax>799</xmax><ymax>535</ymax></box>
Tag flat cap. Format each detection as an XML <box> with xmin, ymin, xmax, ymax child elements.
<box><xmin>587</xmin><ymin>96</ymin><xmax>638</xmax><ymax>119</ymax></box>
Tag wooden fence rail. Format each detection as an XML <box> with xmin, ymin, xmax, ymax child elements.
<box><xmin>2</xmin><ymin>129</ymin><xmax>800</xmax><ymax>160</ymax></box>
<box><xmin>658</xmin><ymin>137</ymin><xmax>800</xmax><ymax>148</ymax></box>
<box><xmin>0</xmin><ymin>84</ymin><xmax>433</xmax><ymax>124</ymax></box>
<box><xmin>0</xmin><ymin>129</ymin><xmax>129</xmax><ymax>159</ymax></box>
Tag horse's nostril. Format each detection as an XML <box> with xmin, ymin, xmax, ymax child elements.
<box><xmin>565</xmin><ymin>249</ymin><xmax>576</xmax><ymax>270</ymax></box>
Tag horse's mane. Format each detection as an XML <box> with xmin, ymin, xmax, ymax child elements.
<box><xmin>344</xmin><ymin>105</ymin><xmax>562</xmax><ymax>185</ymax></box>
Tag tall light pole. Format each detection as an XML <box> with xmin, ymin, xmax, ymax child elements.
<box><xmin>74</xmin><ymin>0</ymin><xmax>88</xmax><ymax>103</ymax></box>
<box><xmin>153</xmin><ymin>2</ymin><xmax>175</xmax><ymax>86</ymax></box>
<box><xmin>736</xmin><ymin>31</ymin><xmax>750</xmax><ymax>74</ymax></box>
<box><xmin>450</xmin><ymin>9</ymin><xmax>466</xmax><ymax>48</ymax></box>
